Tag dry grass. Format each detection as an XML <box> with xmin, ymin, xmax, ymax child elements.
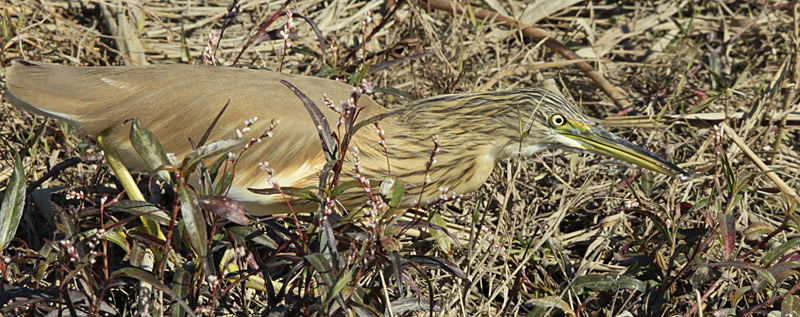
<box><xmin>1</xmin><ymin>0</ymin><xmax>800</xmax><ymax>315</ymax></box>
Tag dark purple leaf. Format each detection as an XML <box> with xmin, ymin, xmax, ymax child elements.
<box><xmin>199</xmin><ymin>196</ymin><xmax>251</xmax><ymax>225</ymax></box>
<box><xmin>404</xmin><ymin>255</ymin><xmax>467</xmax><ymax>281</ymax></box>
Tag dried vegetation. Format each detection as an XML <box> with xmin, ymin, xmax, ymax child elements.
<box><xmin>1</xmin><ymin>0</ymin><xmax>800</xmax><ymax>315</ymax></box>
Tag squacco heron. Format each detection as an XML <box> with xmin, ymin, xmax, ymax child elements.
<box><xmin>3</xmin><ymin>61</ymin><xmax>685</xmax><ymax>215</ymax></box>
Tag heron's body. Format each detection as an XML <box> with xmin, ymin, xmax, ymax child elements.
<box><xmin>3</xmin><ymin>61</ymin><xmax>684</xmax><ymax>215</ymax></box>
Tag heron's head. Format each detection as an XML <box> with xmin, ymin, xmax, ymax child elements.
<box><xmin>394</xmin><ymin>88</ymin><xmax>685</xmax><ymax>178</ymax></box>
<box><xmin>493</xmin><ymin>88</ymin><xmax>686</xmax><ymax>178</ymax></box>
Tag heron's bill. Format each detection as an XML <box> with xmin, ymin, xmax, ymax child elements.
<box><xmin>564</xmin><ymin>127</ymin><xmax>687</xmax><ymax>179</ymax></box>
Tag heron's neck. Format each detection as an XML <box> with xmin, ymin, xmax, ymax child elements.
<box><xmin>349</xmin><ymin>109</ymin><xmax>518</xmax><ymax>204</ymax></box>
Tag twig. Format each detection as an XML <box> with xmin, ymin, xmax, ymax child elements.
<box><xmin>26</xmin><ymin>155</ymin><xmax>99</xmax><ymax>195</ymax></box>
<box><xmin>722</xmin><ymin>123</ymin><xmax>800</xmax><ymax>207</ymax></box>
<box><xmin>342</xmin><ymin>0</ymin><xmax>405</xmax><ymax>65</ymax></box>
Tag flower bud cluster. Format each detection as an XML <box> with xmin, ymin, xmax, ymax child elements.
<box><xmin>280</xmin><ymin>10</ymin><xmax>295</xmax><ymax>49</ymax></box>
<box><xmin>204</xmin><ymin>30</ymin><xmax>219</xmax><ymax>66</ymax></box>
<box><xmin>351</xmin><ymin>146</ymin><xmax>387</xmax><ymax>229</ymax></box>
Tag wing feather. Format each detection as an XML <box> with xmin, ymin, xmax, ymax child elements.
<box><xmin>5</xmin><ymin>61</ymin><xmax>387</xmax><ymax>212</ymax></box>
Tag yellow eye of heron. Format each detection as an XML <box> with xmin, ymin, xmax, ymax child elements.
<box><xmin>549</xmin><ymin>114</ymin><xmax>566</xmax><ymax>127</ymax></box>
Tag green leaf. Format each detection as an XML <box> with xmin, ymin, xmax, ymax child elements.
<box><xmin>524</xmin><ymin>296</ymin><xmax>574</xmax><ymax>316</ymax></box>
<box><xmin>629</xmin><ymin>209</ymin><xmax>671</xmax><ymax>243</ymax></box>
<box><xmin>731</xmin><ymin>286</ymin><xmax>750</xmax><ymax>307</ymax></box>
<box><xmin>104</xmin><ymin>228</ymin><xmax>131</xmax><ymax>254</ymax></box>
<box><xmin>324</xmin><ymin>270</ymin><xmax>352</xmax><ymax>305</ymax></box>
<box><xmin>718</xmin><ymin>148</ymin><xmax>736</xmax><ymax>196</ymax></box>
<box><xmin>526</xmin><ymin>306</ymin><xmax>547</xmax><ymax>317</ymax></box>
<box><xmin>22</xmin><ymin>120</ymin><xmax>46</xmax><ymax>158</ymax></box>
<box><xmin>382</xmin><ymin>177</ymin><xmax>405</xmax><ymax>208</ymax></box>
<box><xmin>429</xmin><ymin>213</ymin><xmax>451</xmax><ymax>251</ymax></box>
<box><xmin>111</xmin><ymin>267</ymin><xmax>194</xmax><ymax>316</ymax></box>
<box><xmin>226</xmin><ymin>226</ymin><xmax>278</xmax><ymax>249</ymax></box>
<box><xmin>213</xmin><ymin>172</ymin><xmax>233</xmax><ymax>196</ymax></box>
<box><xmin>783</xmin><ymin>295</ymin><xmax>800</xmax><ymax>317</ymax></box>
<box><xmin>371</xmin><ymin>86</ymin><xmax>416</xmax><ymax>102</ymax></box>
<box><xmin>685</xmin><ymin>197</ymin><xmax>709</xmax><ymax>214</ymax></box>
<box><xmin>390</xmin><ymin>252</ymin><xmax>404</xmax><ymax>294</ymax></box>
<box><xmin>0</xmin><ymin>153</ymin><xmax>25</xmax><ymax>252</ymax></box>
<box><xmin>129</xmin><ymin>118</ymin><xmax>173</xmax><ymax>182</ymax></box>
<box><xmin>170</xmin><ymin>263</ymin><xmax>193</xmax><ymax>317</ymax></box>
<box><xmin>181</xmin><ymin>138</ymin><xmax>246</xmax><ymax>175</ymax></box>
<box><xmin>330</xmin><ymin>180</ymin><xmax>360</xmax><ymax>198</ymax></box>
<box><xmin>108</xmin><ymin>200</ymin><xmax>172</xmax><ymax>226</ymax></box>
<box><xmin>687</xmin><ymin>91</ymin><xmax>720</xmax><ymax>114</ymax></box>
<box><xmin>207</xmin><ymin>154</ymin><xmax>228</xmax><ymax>183</ymax></box>
<box><xmin>761</xmin><ymin>237</ymin><xmax>800</xmax><ymax>267</ymax></box>
<box><xmin>352</xmin><ymin>112</ymin><xmax>396</xmax><ymax>135</ymax></box>
<box><xmin>404</xmin><ymin>255</ymin><xmax>467</xmax><ymax>281</ymax></box>
<box><xmin>640</xmin><ymin>171</ymin><xmax>654</xmax><ymax>196</ymax></box>
<box><xmin>768</xmin><ymin>261</ymin><xmax>800</xmax><ymax>284</ymax></box>
<box><xmin>573</xmin><ymin>274</ymin><xmax>646</xmax><ymax>294</ymax></box>
<box><xmin>349</xmin><ymin>63</ymin><xmax>372</xmax><ymax>86</ymax></box>
<box><xmin>317</xmin><ymin>65</ymin><xmax>350</xmax><ymax>78</ymax></box>
<box><xmin>404</xmin><ymin>220</ymin><xmax>462</xmax><ymax>248</ymax></box>
<box><xmin>306</xmin><ymin>253</ymin><xmax>333</xmax><ymax>275</ymax></box>
<box><xmin>292</xmin><ymin>47</ymin><xmax>321</xmax><ymax>59</ymax></box>
<box><xmin>248</xmin><ymin>186</ymin><xmax>319</xmax><ymax>202</ymax></box>
<box><xmin>177</xmin><ymin>185</ymin><xmax>208</xmax><ymax>258</ymax></box>
<box><xmin>180</xmin><ymin>30</ymin><xmax>191</xmax><ymax>64</ymax></box>
<box><xmin>472</xmin><ymin>194</ymin><xmax>484</xmax><ymax>224</ymax></box>
<box><xmin>695</xmin><ymin>261</ymin><xmax>776</xmax><ymax>287</ymax></box>
<box><xmin>305</xmin><ymin>253</ymin><xmax>334</xmax><ymax>286</ymax></box>
<box><xmin>732</xmin><ymin>172</ymin><xmax>760</xmax><ymax>198</ymax></box>
<box><xmin>744</xmin><ymin>222</ymin><xmax>775</xmax><ymax>241</ymax></box>
<box><xmin>280</xmin><ymin>80</ymin><xmax>338</xmax><ymax>161</ymax></box>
